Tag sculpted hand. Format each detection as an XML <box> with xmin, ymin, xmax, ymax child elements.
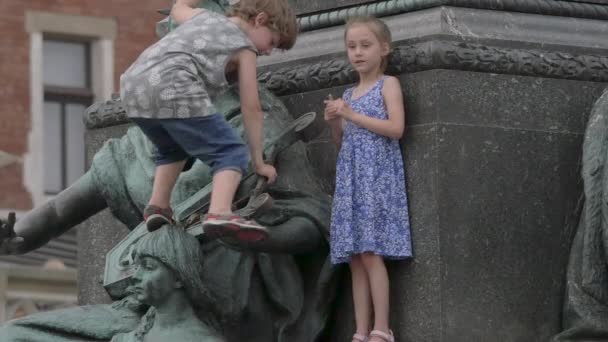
<box><xmin>255</xmin><ymin>163</ymin><xmax>277</xmax><ymax>184</ymax></box>
<box><xmin>0</xmin><ymin>212</ymin><xmax>25</xmax><ymax>255</ymax></box>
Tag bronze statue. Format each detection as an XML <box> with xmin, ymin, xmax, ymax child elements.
<box><xmin>0</xmin><ymin>86</ymin><xmax>337</xmax><ymax>342</ymax></box>
<box><xmin>0</xmin><ymin>81</ymin><xmax>338</xmax><ymax>342</ymax></box>
<box><xmin>0</xmin><ymin>2</ymin><xmax>340</xmax><ymax>340</ymax></box>
<box><xmin>111</xmin><ymin>226</ymin><xmax>224</xmax><ymax>342</ymax></box>
<box><xmin>553</xmin><ymin>88</ymin><xmax>608</xmax><ymax>341</ymax></box>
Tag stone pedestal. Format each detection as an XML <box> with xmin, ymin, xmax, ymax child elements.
<box><xmin>78</xmin><ymin>125</ymin><xmax>130</xmax><ymax>305</ymax></box>
<box><xmin>259</xmin><ymin>3</ymin><xmax>608</xmax><ymax>342</ymax></box>
<box><xmin>283</xmin><ymin>69</ymin><xmax>604</xmax><ymax>341</ymax></box>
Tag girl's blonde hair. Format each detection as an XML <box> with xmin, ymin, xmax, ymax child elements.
<box><xmin>226</xmin><ymin>0</ymin><xmax>298</xmax><ymax>50</ymax></box>
<box><xmin>344</xmin><ymin>16</ymin><xmax>392</xmax><ymax>72</ymax></box>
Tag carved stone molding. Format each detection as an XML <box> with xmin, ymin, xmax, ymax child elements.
<box><xmin>86</xmin><ymin>40</ymin><xmax>608</xmax><ymax>129</ymax></box>
<box><xmin>84</xmin><ymin>96</ymin><xmax>128</xmax><ymax>130</ymax></box>
<box><xmin>297</xmin><ymin>0</ymin><xmax>608</xmax><ymax>32</ymax></box>
<box><xmin>259</xmin><ymin>40</ymin><xmax>608</xmax><ymax>96</ymax></box>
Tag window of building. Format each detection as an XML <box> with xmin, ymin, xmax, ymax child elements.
<box><xmin>25</xmin><ymin>10</ymin><xmax>116</xmax><ymax>205</ymax></box>
<box><xmin>42</xmin><ymin>39</ymin><xmax>92</xmax><ymax>195</ymax></box>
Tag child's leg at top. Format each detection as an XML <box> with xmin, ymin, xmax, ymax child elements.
<box><xmin>156</xmin><ymin>114</ymin><xmax>268</xmax><ymax>241</ymax></box>
<box><xmin>131</xmin><ymin>118</ymin><xmax>189</xmax><ymax>231</ymax></box>
<box><xmin>150</xmin><ymin>160</ymin><xmax>187</xmax><ymax>209</ymax></box>
<box><xmin>361</xmin><ymin>252</ymin><xmax>393</xmax><ymax>342</ymax></box>
<box><xmin>350</xmin><ymin>254</ymin><xmax>372</xmax><ymax>342</ymax></box>
<box><xmin>208</xmin><ymin>169</ymin><xmax>241</xmax><ymax>215</ymax></box>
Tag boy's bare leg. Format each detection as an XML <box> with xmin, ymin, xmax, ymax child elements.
<box><xmin>149</xmin><ymin>160</ymin><xmax>187</xmax><ymax>209</ymax></box>
<box><xmin>208</xmin><ymin>169</ymin><xmax>241</xmax><ymax>215</ymax></box>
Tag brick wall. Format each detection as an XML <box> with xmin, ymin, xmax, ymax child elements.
<box><xmin>0</xmin><ymin>0</ymin><xmax>169</xmax><ymax>210</ymax></box>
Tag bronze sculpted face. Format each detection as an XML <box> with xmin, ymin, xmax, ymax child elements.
<box><xmin>131</xmin><ymin>256</ymin><xmax>181</xmax><ymax>306</ymax></box>
<box><xmin>127</xmin><ymin>226</ymin><xmax>210</xmax><ymax>309</ymax></box>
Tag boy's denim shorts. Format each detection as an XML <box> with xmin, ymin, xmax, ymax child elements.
<box><xmin>131</xmin><ymin>114</ymin><xmax>250</xmax><ymax>175</ymax></box>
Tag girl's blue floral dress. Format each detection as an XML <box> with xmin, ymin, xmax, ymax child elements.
<box><xmin>331</xmin><ymin>77</ymin><xmax>412</xmax><ymax>264</ymax></box>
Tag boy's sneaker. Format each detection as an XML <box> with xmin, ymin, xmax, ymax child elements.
<box><xmin>202</xmin><ymin>214</ymin><xmax>269</xmax><ymax>242</ymax></box>
<box><xmin>143</xmin><ymin>205</ymin><xmax>174</xmax><ymax>232</ymax></box>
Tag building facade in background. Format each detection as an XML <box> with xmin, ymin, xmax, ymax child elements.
<box><xmin>0</xmin><ymin>0</ymin><xmax>170</xmax><ymax>321</ymax></box>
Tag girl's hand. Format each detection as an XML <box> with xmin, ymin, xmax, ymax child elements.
<box><xmin>323</xmin><ymin>95</ymin><xmax>344</xmax><ymax>147</ymax></box>
<box><xmin>323</xmin><ymin>94</ymin><xmax>339</xmax><ymax>121</ymax></box>
<box><xmin>324</xmin><ymin>98</ymin><xmax>353</xmax><ymax>120</ymax></box>
<box><xmin>324</xmin><ymin>105</ymin><xmax>340</xmax><ymax>121</ymax></box>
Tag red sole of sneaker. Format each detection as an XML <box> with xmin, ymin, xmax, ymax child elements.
<box><xmin>204</xmin><ymin>223</ymin><xmax>268</xmax><ymax>242</ymax></box>
<box><xmin>203</xmin><ymin>223</ymin><xmax>237</xmax><ymax>238</ymax></box>
<box><xmin>236</xmin><ymin>230</ymin><xmax>267</xmax><ymax>242</ymax></box>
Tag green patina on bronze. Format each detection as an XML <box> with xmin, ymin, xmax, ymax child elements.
<box><xmin>0</xmin><ymin>1</ymin><xmax>339</xmax><ymax>341</ymax></box>
<box><xmin>111</xmin><ymin>227</ymin><xmax>224</xmax><ymax>342</ymax></box>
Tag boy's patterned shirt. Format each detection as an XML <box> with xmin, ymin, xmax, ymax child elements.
<box><xmin>120</xmin><ymin>10</ymin><xmax>257</xmax><ymax>119</ymax></box>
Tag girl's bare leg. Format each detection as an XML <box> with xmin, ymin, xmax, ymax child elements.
<box><xmin>350</xmin><ymin>254</ymin><xmax>372</xmax><ymax>341</ymax></box>
<box><xmin>361</xmin><ymin>252</ymin><xmax>391</xmax><ymax>341</ymax></box>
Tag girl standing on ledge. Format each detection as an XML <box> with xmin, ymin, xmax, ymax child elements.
<box><xmin>324</xmin><ymin>16</ymin><xmax>412</xmax><ymax>342</ymax></box>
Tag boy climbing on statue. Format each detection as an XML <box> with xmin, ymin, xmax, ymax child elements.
<box><xmin>119</xmin><ymin>0</ymin><xmax>298</xmax><ymax>238</ymax></box>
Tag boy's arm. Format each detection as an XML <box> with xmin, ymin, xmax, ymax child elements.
<box><xmin>236</xmin><ymin>49</ymin><xmax>266</xmax><ymax>170</ymax></box>
<box><xmin>171</xmin><ymin>0</ymin><xmax>204</xmax><ymax>25</ymax></box>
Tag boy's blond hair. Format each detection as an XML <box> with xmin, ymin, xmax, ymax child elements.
<box><xmin>226</xmin><ymin>0</ymin><xmax>298</xmax><ymax>50</ymax></box>
<box><xmin>344</xmin><ymin>16</ymin><xmax>392</xmax><ymax>72</ymax></box>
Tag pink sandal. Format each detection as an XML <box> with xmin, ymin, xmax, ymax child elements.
<box><xmin>202</xmin><ymin>213</ymin><xmax>269</xmax><ymax>242</ymax></box>
<box><xmin>369</xmin><ymin>330</ymin><xmax>395</xmax><ymax>342</ymax></box>
<box><xmin>352</xmin><ymin>333</ymin><xmax>368</xmax><ymax>342</ymax></box>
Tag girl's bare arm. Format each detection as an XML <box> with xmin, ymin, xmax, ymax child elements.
<box><xmin>333</xmin><ymin>76</ymin><xmax>405</xmax><ymax>139</ymax></box>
